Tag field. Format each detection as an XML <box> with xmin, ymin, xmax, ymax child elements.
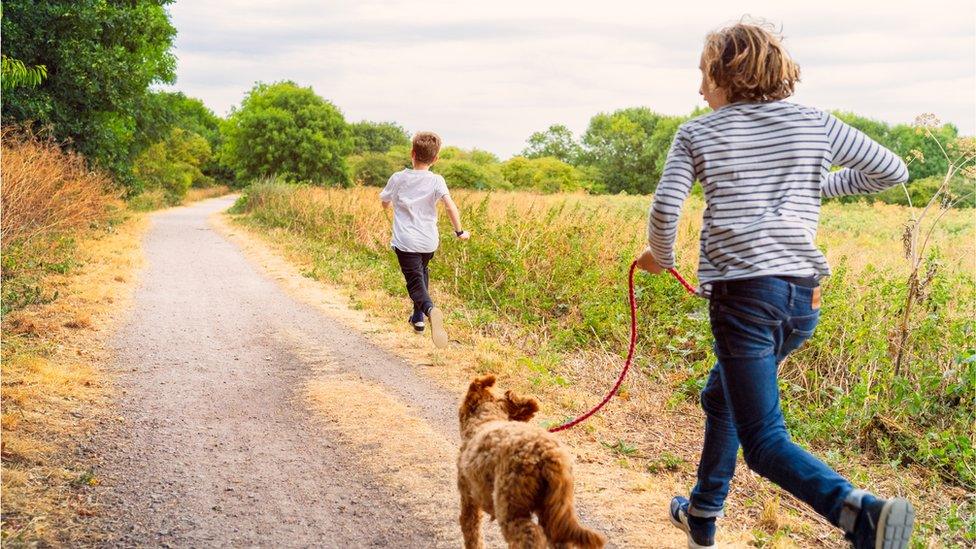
<box><xmin>232</xmin><ymin>181</ymin><xmax>975</xmax><ymax>546</ymax></box>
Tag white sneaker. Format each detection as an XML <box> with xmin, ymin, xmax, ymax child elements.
<box><xmin>427</xmin><ymin>307</ymin><xmax>448</xmax><ymax>348</ymax></box>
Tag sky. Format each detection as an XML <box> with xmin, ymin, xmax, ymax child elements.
<box><xmin>162</xmin><ymin>0</ymin><xmax>976</xmax><ymax>158</ymax></box>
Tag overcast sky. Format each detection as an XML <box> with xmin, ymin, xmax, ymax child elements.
<box><xmin>162</xmin><ymin>0</ymin><xmax>976</xmax><ymax>157</ymax></box>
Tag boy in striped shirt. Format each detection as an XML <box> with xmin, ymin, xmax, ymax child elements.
<box><xmin>637</xmin><ymin>20</ymin><xmax>914</xmax><ymax>549</ymax></box>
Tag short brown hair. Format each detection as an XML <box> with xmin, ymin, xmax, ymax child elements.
<box><xmin>411</xmin><ymin>131</ymin><xmax>442</xmax><ymax>164</ymax></box>
<box><xmin>701</xmin><ymin>19</ymin><xmax>800</xmax><ymax>103</ymax></box>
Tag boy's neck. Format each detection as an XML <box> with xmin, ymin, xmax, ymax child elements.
<box><xmin>411</xmin><ymin>162</ymin><xmax>432</xmax><ymax>171</ymax></box>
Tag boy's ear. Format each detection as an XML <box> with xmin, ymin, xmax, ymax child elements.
<box><xmin>504</xmin><ymin>390</ymin><xmax>539</xmax><ymax>422</ymax></box>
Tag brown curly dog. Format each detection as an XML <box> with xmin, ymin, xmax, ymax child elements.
<box><xmin>457</xmin><ymin>374</ymin><xmax>607</xmax><ymax>549</ymax></box>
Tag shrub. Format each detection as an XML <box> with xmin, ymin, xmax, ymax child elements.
<box><xmin>434</xmin><ymin>158</ymin><xmax>508</xmax><ymax>190</ymax></box>
<box><xmin>349</xmin><ymin>148</ymin><xmax>410</xmax><ymax>186</ymax></box>
<box><xmin>220</xmin><ymin>81</ymin><xmax>352</xmax><ymax>185</ymax></box>
<box><xmin>133</xmin><ymin>128</ymin><xmax>213</xmax><ymax>205</ymax></box>
<box><xmin>501</xmin><ymin>156</ymin><xmax>592</xmax><ymax>193</ymax></box>
<box><xmin>349</xmin><ymin>121</ymin><xmax>409</xmax><ymax>154</ymax></box>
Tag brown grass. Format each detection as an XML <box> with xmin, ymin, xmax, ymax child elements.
<box><xmin>185</xmin><ymin>185</ymin><xmax>232</xmax><ymax>203</ymax></box>
<box><xmin>1</xmin><ymin>126</ymin><xmax>119</xmax><ymax>245</ymax></box>
<box><xmin>0</xmin><ymin>214</ymin><xmax>147</xmax><ymax>546</ymax></box>
<box><xmin>1</xmin><ymin>129</ymin><xmax>148</xmax><ymax>545</ymax></box>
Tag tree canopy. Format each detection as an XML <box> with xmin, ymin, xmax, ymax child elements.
<box><xmin>1</xmin><ymin>0</ymin><xmax>177</xmax><ymax>183</ymax></box>
<box><xmin>220</xmin><ymin>81</ymin><xmax>352</xmax><ymax>185</ymax></box>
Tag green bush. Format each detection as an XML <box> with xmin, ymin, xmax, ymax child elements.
<box><xmin>500</xmin><ymin>156</ymin><xmax>593</xmax><ymax>193</ymax></box>
<box><xmin>841</xmin><ymin>176</ymin><xmax>976</xmax><ymax>208</ymax></box>
<box><xmin>434</xmin><ymin>158</ymin><xmax>507</xmax><ymax>190</ymax></box>
<box><xmin>349</xmin><ymin>121</ymin><xmax>409</xmax><ymax>154</ymax></box>
<box><xmin>220</xmin><ymin>81</ymin><xmax>352</xmax><ymax>186</ymax></box>
<box><xmin>348</xmin><ymin>145</ymin><xmax>411</xmax><ymax>187</ymax></box>
<box><xmin>133</xmin><ymin>128</ymin><xmax>212</xmax><ymax>204</ymax></box>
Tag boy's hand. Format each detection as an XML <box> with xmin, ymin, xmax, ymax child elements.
<box><xmin>636</xmin><ymin>247</ymin><xmax>664</xmax><ymax>274</ymax></box>
<box><xmin>456</xmin><ymin>230</ymin><xmax>471</xmax><ymax>240</ymax></box>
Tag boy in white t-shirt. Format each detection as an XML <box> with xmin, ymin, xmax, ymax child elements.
<box><xmin>380</xmin><ymin>131</ymin><xmax>469</xmax><ymax>348</ymax></box>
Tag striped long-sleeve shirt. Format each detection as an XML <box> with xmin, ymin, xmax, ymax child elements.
<box><xmin>648</xmin><ymin>101</ymin><xmax>909</xmax><ymax>286</ymax></box>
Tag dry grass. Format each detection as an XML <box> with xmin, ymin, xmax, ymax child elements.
<box><xmin>185</xmin><ymin>185</ymin><xmax>232</xmax><ymax>203</ymax></box>
<box><xmin>1</xmin><ymin>130</ymin><xmax>149</xmax><ymax>546</ymax></box>
<box><xmin>1</xmin><ymin>126</ymin><xmax>119</xmax><ymax>245</ymax></box>
<box><xmin>0</xmin><ymin>214</ymin><xmax>147</xmax><ymax>546</ymax></box>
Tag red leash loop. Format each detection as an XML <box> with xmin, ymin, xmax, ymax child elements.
<box><xmin>548</xmin><ymin>261</ymin><xmax>697</xmax><ymax>433</ymax></box>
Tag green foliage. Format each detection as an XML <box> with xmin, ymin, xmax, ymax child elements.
<box><xmin>1</xmin><ymin>0</ymin><xmax>177</xmax><ymax>184</ymax></box>
<box><xmin>0</xmin><ymin>55</ymin><xmax>46</xmax><ymax>90</ymax></box>
<box><xmin>580</xmin><ymin>108</ymin><xmax>690</xmax><ymax>194</ymax></box>
<box><xmin>349</xmin><ymin>121</ymin><xmax>410</xmax><ymax>154</ymax></box>
<box><xmin>833</xmin><ymin>111</ymin><xmax>959</xmax><ymax>182</ymax></box>
<box><xmin>132</xmin><ymin>91</ymin><xmax>232</xmax><ymax>188</ymax></box>
<box><xmin>0</xmin><ymin>236</ymin><xmax>75</xmax><ymax>316</ymax></box>
<box><xmin>500</xmin><ymin>156</ymin><xmax>595</xmax><ymax>193</ymax></box>
<box><xmin>220</xmin><ymin>81</ymin><xmax>352</xmax><ymax>186</ymax></box>
<box><xmin>521</xmin><ymin>124</ymin><xmax>583</xmax><ymax>164</ymax></box>
<box><xmin>133</xmin><ymin>128</ymin><xmax>212</xmax><ymax>204</ymax></box>
<box><xmin>850</xmin><ymin>176</ymin><xmax>975</xmax><ymax>208</ymax></box>
<box><xmin>349</xmin><ymin>147</ymin><xmax>410</xmax><ymax>186</ymax></box>
<box><xmin>432</xmin><ymin>148</ymin><xmax>507</xmax><ymax>190</ymax></box>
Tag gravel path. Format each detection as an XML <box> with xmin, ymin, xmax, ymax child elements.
<box><xmin>95</xmin><ymin>196</ymin><xmax>470</xmax><ymax>547</ymax></box>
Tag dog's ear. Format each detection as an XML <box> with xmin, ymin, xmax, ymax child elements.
<box><xmin>469</xmin><ymin>374</ymin><xmax>496</xmax><ymax>392</ymax></box>
<box><xmin>504</xmin><ymin>390</ymin><xmax>539</xmax><ymax>422</ymax></box>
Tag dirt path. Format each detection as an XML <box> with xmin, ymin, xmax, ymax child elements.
<box><xmin>94</xmin><ymin>195</ymin><xmax>694</xmax><ymax>548</ymax></box>
<box><xmin>96</xmin><ymin>196</ymin><xmax>485</xmax><ymax>547</ymax></box>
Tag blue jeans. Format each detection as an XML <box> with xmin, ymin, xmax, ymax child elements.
<box><xmin>689</xmin><ymin>276</ymin><xmax>853</xmax><ymax>527</ymax></box>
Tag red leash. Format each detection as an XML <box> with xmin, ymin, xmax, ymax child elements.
<box><xmin>548</xmin><ymin>261</ymin><xmax>697</xmax><ymax>433</ymax></box>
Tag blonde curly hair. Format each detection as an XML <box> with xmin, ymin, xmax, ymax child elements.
<box><xmin>701</xmin><ymin>19</ymin><xmax>800</xmax><ymax>103</ymax></box>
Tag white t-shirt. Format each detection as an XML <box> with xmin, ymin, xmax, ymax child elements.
<box><xmin>380</xmin><ymin>169</ymin><xmax>450</xmax><ymax>253</ymax></box>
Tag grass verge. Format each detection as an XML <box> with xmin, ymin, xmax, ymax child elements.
<box><xmin>229</xmin><ymin>181</ymin><xmax>975</xmax><ymax>547</ymax></box>
<box><xmin>1</xmin><ymin>213</ymin><xmax>148</xmax><ymax>546</ymax></box>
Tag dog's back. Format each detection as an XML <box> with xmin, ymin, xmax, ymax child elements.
<box><xmin>458</xmin><ymin>382</ymin><xmax>606</xmax><ymax>549</ymax></box>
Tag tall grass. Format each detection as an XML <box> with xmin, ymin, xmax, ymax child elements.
<box><xmin>1</xmin><ymin>126</ymin><xmax>118</xmax><ymax>244</ymax></box>
<box><xmin>234</xmin><ymin>181</ymin><xmax>975</xmax><ymax>496</ymax></box>
<box><xmin>1</xmin><ymin>128</ymin><xmax>122</xmax><ymax>316</ymax></box>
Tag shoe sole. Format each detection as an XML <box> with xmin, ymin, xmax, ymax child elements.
<box><xmin>668</xmin><ymin>512</ymin><xmax>716</xmax><ymax>549</ymax></box>
<box><xmin>428</xmin><ymin>307</ymin><xmax>448</xmax><ymax>348</ymax></box>
<box><xmin>876</xmin><ymin>498</ymin><xmax>914</xmax><ymax>549</ymax></box>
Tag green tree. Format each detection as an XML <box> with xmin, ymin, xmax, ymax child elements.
<box><xmin>581</xmin><ymin>108</ymin><xmax>666</xmax><ymax>194</ymax></box>
<box><xmin>1</xmin><ymin>0</ymin><xmax>177</xmax><ymax>184</ymax></box>
<box><xmin>133</xmin><ymin>91</ymin><xmax>233</xmax><ymax>184</ymax></box>
<box><xmin>220</xmin><ymin>81</ymin><xmax>352</xmax><ymax>185</ymax></box>
<box><xmin>134</xmin><ymin>128</ymin><xmax>212</xmax><ymax>203</ymax></box>
<box><xmin>349</xmin><ymin>145</ymin><xmax>411</xmax><ymax>187</ymax></box>
<box><xmin>521</xmin><ymin>124</ymin><xmax>582</xmax><ymax>165</ymax></box>
<box><xmin>349</xmin><ymin>121</ymin><xmax>409</xmax><ymax>154</ymax></box>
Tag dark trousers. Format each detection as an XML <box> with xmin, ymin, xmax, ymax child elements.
<box><xmin>393</xmin><ymin>247</ymin><xmax>434</xmax><ymax>319</ymax></box>
<box><xmin>690</xmin><ymin>276</ymin><xmax>852</xmax><ymax>526</ymax></box>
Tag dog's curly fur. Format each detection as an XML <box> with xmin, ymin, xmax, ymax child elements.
<box><xmin>457</xmin><ymin>374</ymin><xmax>606</xmax><ymax>549</ymax></box>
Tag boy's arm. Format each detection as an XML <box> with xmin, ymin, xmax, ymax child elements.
<box><xmin>821</xmin><ymin>112</ymin><xmax>909</xmax><ymax>198</ymax></box>
<box><xmin>647</xmin><ymin>127</ymin><xmax>696</xmax><ymax>270</ymax></box>
<box><xmin>440</xmin><ymin>195</ymin><xmax>469</xmax><ymax>239</ymax></box>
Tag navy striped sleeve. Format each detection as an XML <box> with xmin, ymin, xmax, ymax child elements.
<box><xmin>647</xmin><ymin>126</ymin><xmax>695</xmax><ymax>269</ymax></box>
<box><xmin>821</xmin><ymin>112</ymin><xmax>909</xmax><ymax>198</ymax></box>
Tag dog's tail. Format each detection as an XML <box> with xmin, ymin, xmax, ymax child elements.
<box><xmin>539</xmin><ymin>455</ymin><xmax>607</xmax><ymax>548</ymax></box>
